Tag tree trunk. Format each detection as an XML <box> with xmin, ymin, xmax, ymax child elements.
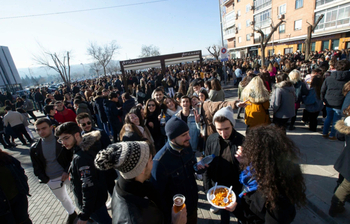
<box><xmin>261</xmin><ymin>44</ymin><xmax>266</xmax><ymax>67</ymax></box>
<box><xmin>305</xmin><ymin>26</ymin><xmax>313</xmax><ymax>60</ymax></box>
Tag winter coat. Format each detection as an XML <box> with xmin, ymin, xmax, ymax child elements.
<box><xmin>209</xmin><ymin>89</ymin><xmax>225</xmax><ymax>102</ymax></box>
<box><xmin>94</xmin><ymin>96</ymin><xmax>108</xmax><ymax>123</ymax></box>
<box><xmin>69</xmin><ymin>131</ymin><xmax>108</xmax><ymax>221</ymax></box>
<box><xmin>341</xmin><ymin>92</ymin><xmax>350</xmax><ymax>114</ymax></box>
<box><xmin>245</xmin><ymin>101</ymin><xmax>270</xmax><ymax>127</ymax></box>
<box><xmin>203</xmin><ymin>131</ymin><xmax>244</xmax><ymax>197</ymax></box>
<box><xmin>122</xmin><ymin>98</ymin><xmax>136</xmax><ymax>118</ymax></box>
<box><xmin>0</xmin><ymin>155</ymin><xmax>30</xmax><ymax>216</ymax></box>
<box><xmin>30</xmin><ymin>136</ymin><xmax>73</xmax><ymax>184</ymax></box>
<box><xmin>271</xmin><ymin>81</ymin><xmax>296</xmax><ymax>119</ymax></box>
<box><xmin>334</xmin><ymin>120</ymin><xmax>350</xmax><ymax>181</ymax></box>
<box><xmin>236</xmin><ymin>190</ymin><xmax>296</xmax><ymax>224</ymax></box>
<box><xmin>202</xmin><ymin>101</ymin><xmax>238</xmax><ymax>136</ymax></box>
<box><xmin>293</xmin><ymin>80</ymin><xmax>308</xmax><ymax>104</ymax></box>
<box><xmin>104</xmin><ymin>100</ymin><xmax>123</xmax><ymax>133</ymax></box>
<box><xmin>145</xmin><ymin>112</ymin><xmax>164</xmax><ymax>152</ymax></box>
<box><xmin>112</xmin><ymin>177</ymin><xmax>164</xmax><ymax>224</ymax></box>
<box><xmin>303</xmin><ymin>88</ymin><xmax>323</xmax><ymax>113</ymax></box>
<box><xmin>321</xmin><ymin>71</ymin><xmax>350</xmax><ymax>109</ymax></box>
<box><xmin>76</xmin><ymin>103</ymin><xmax>92</xmax><ymax>117</ymax></box>
<box><xmin>151</xmin><ymin>142</ymin><xmax>198</xmax><ymax>223</ymax></box>
<box><xmin>54</xmin><ymin>107</ymin><xmax>77</xmax><ymax>124</ymax></box>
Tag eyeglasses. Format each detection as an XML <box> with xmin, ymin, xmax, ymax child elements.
<box><xmin>80</xmin><ymin>121</ymin><xmax>91</xmax><ymax>127</ymax></box>
<box><xmin>148</xmin><ymin>104</ymin><xmax>156</xmax><ymax>107</ymax></box>
<box><xmin>57</xmin><ymin>135</ymin><xmax>72</xmax><ymax>144</ymax></box>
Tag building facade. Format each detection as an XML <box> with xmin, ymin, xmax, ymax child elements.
<box><xmin>220</xmin><ymin>0</ymin><xmax>350</xmax><ymax>59</ymax></box>
<box><xmin>0</xmin><ymin>46</ymin><xmax>22</xmax><ymax>93</ymax></box>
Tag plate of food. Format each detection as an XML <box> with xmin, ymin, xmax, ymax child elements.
<box><xmin>206</xmin><ymin>185</ymin><xmax>236</xmax><ymax>209</ymax></box>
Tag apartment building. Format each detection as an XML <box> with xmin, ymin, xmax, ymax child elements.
<box><xmin>0</xmin><ymin>46</ymin><xmax>22</xmax><ymax>92</ymax></box>
<box><xmin>220</xmin><ymin>0</ymin><xmax>350</xmax><ymax>59</ymax></box>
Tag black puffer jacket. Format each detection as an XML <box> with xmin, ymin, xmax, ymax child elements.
<box><xmin>69</xmin><ymin>131</ymin><xmax>108</xmax><ymax>221</ymax></box>
<box><xmin>30</xmin><ymin>137</ymin><xmax>73</xmax><ymax>184</ymax></box>
<box><xmin>321</xmin><ymin>71</ymin><xmax>350</xmax><ymax>109</ymax></box>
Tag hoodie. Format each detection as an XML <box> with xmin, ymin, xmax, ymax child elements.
<box><xmin>321</xmin><ymin>70</ymin><xmax>350</xmax><ymax>109</ymax></box>
<box><xmin>271</xmin><ymin>81</ymin><xmax>296</xmax><ymax>119</ymax></box>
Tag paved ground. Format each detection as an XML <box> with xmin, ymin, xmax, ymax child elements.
<box><xmin>3</xmin><ymin>84</ymin><xmax>349</xmax><ymax>223</ymax></box>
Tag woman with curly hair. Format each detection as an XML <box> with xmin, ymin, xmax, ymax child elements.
<box><xmin>241</xmin><ymin>76</ymin><xmax>271</xmax><ymax>130</ymax></box>
<box><xmin>226</xmin><ymin>125</ymin><xmax>306</xmax><ymax>223</ymax></box>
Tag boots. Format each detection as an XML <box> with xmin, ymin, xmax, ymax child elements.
<box><xmin>329</xmin><ymin>195</ymin><xmax>345</xmax><ymax>217</ymax></box>
<box><xmin>66</xmin><ymin>211</ymin><xmax>78</xmax><ymax>224</ymax></box>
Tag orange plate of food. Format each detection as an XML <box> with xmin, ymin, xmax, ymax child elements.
<box><xmin>206</xmin><ymin>185</ymin><xmax>236</xmax><ymax>209</ymax></box>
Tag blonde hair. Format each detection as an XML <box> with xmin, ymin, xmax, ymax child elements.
<box><xmin>241</xmin><ymin>76</ymin><xmax>270</xmax><ymax>104</ymax></box>
<box><xmin>288</xmin><ymin>69</ymin><xmax>301</xmax><ymax>84</ymax></box>
<box><xmin>267</xmin><ymin>63</ymin><xmax>274</xmax><ymax>72</ymax></box>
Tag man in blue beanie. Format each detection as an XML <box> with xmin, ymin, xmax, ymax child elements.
<box><xmin>151</xmin><ymin>117</ymin><xmax>204</xmax><ymax>224</ymax></box>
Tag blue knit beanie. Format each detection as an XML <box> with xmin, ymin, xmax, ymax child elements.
<box><xmin>165</xmin><ymin>117</ymin><xmax>189</xmax><ymax>140</ymax></box>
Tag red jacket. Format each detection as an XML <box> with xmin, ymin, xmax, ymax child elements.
<box><xmin>54</xmin><ymin>108</ymin><xmax>76</xmax><ymax>124</ymax></box>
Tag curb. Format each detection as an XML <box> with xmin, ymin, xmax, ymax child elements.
<box><xmin>305</xmin><ymin>197</ymin><xmax>339</xmax><ymax>224</ymax></box>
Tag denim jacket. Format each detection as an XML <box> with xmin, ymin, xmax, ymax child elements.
<box><xmin>174</xmin><ymin>110</ymin><xmax>200</xmax><ymax>151</ymax></box>
<box><xmin>151</xmin><ymin>142</ymin><xmax>198</xmax><ymax>223</ymax></box>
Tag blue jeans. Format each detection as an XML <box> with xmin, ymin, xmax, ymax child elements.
<box><xmin>323</xmin><ymin>107</ymin><xmax>342</xmax><ymax>137</ymax></box>
<box><xmin>103</xmin><ymin>122</ymin><xmax>110</xmax><ymax>136</ymax></box>
<box><xmin>90</xmin><ymin>205</ymin><xmax>112</xmax><ymax>224</ymax></box>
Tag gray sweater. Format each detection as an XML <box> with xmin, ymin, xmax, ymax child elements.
<box><xmin>271</xmin><ymin>81</ymin><xmax>296</xmax><ymax>119</ymax></box>
<box><xmin>209</xmin><ymin>89</ymin><xmax>225</xmax><ymax>102</ymax></box>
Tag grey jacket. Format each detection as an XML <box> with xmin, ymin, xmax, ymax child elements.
<box><xmin>209</xmin><ymin>89</ymin><xmax>225</xmax><ymax>102</ymax></box>
<box><xmin>271</xmin><ymin>81</ymin><xmax>296</xmax><ymax>119</ymax></box>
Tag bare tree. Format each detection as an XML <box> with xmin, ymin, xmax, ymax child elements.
<box><xmin>139</xmin><ymin>45</ymin><xmax>160</xmax><ymax>57</ymax></box>
<box><xmin>207</xmin><ymin>45</ymin><xmax>220</xmax><ymax>60</ymax></box>
<box><xmin>87</xmin><ymin>41</ymin><xmax>119</xmax><ymax>76</ymax></box>
<box><xmin>33</xmin><ymin>48</ymin><xmax>72</xmax><ymax>87</ymax></box>
<box><xmin>106</xmin><ymin>60</ymin><xmax>120</xmax><ymax>75</ymax></box>
<box><xmin>305</xmin><ymin>14</ymin><xmax>324</xmax><ymax>60</ymax></box>
<box><xmin>90</xmin><ymin>62</ymin><xmax>102</xmax><ymax>79</ymax></box>
<box><xmin>253</xmin><ymin>19</ymin><xmax>285</xmax><ymax>66</ymax></box>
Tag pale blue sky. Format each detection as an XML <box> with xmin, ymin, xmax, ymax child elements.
<box><xmin>1</xmin><ymin>0</ymin><xmax>221</xmax><ymax>70</ymax></box>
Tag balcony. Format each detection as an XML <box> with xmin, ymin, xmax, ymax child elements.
<box><xmin>254</xmin><ymin>0</ymin><xmax>272</xmax><ymax>12</ymax></box>
<box><xmin>223</xmin><ymin>0</ymin><xmax>235</xmax><ymax>7</ymax></box>
<box><xmin>316</xmin><ymin>0</ymin><xmax>341</xmax><ymax>8</ymax></box>
<box><xmin>224</xmin><ymin>27</ymin><xmax>236</xmax><ymax>40</ymax></box>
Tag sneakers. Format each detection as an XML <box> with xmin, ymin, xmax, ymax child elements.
<box><xmin>106</xmin><ymin>198</ymin><xmax>112</xmax><ymax>210</ymax></box>
<box><xmin>329</xmin><ymin>196</ymin><xmax>345</xmax><ymax>217</ymax></box>
<box><xmin>210</xmin><ymin>206</ymin><xmax>219</xmax><ymax>214</ymax></box>
<box><xmin>66</xmin><ymin>211</ymin><xmax>77</xmax><ymax>224</ymax></box>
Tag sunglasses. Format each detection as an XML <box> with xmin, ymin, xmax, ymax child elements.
<box><xmin>148</xmin><ymin>104</ymin><xmax>156</xmax><ymax>107</ymax></box>
<box><xmin>80</xmin><ymin>121</ymin><xmax>92</xmax><ymax>127</ymax></box>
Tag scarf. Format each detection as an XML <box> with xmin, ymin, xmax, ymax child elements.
<box><xmin>239</xmin><ymin>166</ymin><xmax>258</xmax><ymax>198</ymax></box>
<box><xmin>169</xmin><ymin>140</ymin><xmax>183</xmax><ymax>152</ymax></box>
<box><xmin>166</xmin><ymin>106</ymin><xmax>182</xmax><ymax>117</ymax></box>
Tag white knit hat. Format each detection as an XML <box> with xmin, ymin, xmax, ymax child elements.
<box><xmin>94</xmin><ymin>141</ymin><xmax>150</xmax><ymax>179</ymax></box>
<box><xmin>212</xmin><ymin>106</ymin><xmax>236</xmax><ymax>127</ymax></box>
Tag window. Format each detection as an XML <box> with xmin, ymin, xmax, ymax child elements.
<box><xmin>279</xmin><ymin>24</ymin><xmax>285</xmax><ymax>33</ymax></box>
<box><xmin>311</xmin><ymin>42</ymin><xmax>316</xmax><ymax>52</ymax></box>
<box><xmin>246</xmin><ymin>20</ymin><xmax>251</xmax><ymax>27</ymax></box>
<box><xmin>295</xmin><ymin>0</ymin><xmax>303</xmax><ymax>9</ymax></box>
<box><xmin>237</xmin><ymin>0</ymin><xmax>241</xmax><ymax>2</ymax></box>
<box><xmin>279</xmin><ymin>4</ymin><xmax>286</xmax><ymax>15</ymax></box>
<box><xmin>246</xmin><ymin>34</ymin><xmax>251</xmax><ymax>41</ymax></box>
<box><xmin>238</xmin><ymin>37</ymin><xmax>242</xmax><ymax>43</ymax></box>
<box><xmin>237</xmin><ymin>23</ymin><xmax>241</xmax><ymax>30</ymax></box>
<box><xmin>284</xmin><ymin>48</ymin><xmax>293</xmax><ymax>54</ymax></box>
<box><xmin>331</xmin><ymin>39</ymin><xmax>339</xmax><ymax>50</ymax></box>
<box><xmin>297</xmin><ymin>44</ymin><xmax>303</xmax><ymax>51</ymax></box>
<box><xmin>322</xmin><ymin>40</ymin><xmax>329</xmax><ymax>50</ymax></box>
<box><xmin>254</xmin><ymin>0</ymin><xmax>272</xmax><ymax>11</ymax></box>
<box><xmin>316</xmin><ymin>0</ymin><xmax>339</xmax><ymax>8</ymax></box>
<box><xmin>237</xmin><ymin>10</ymin><xmax>241</xmax><ymax>17</ymax></box>
<box><xmin>246</xmin><ymin>4</ymin><xmax>250</xmax><ymax>12</ymax></box>
<box><xmin>294</xmin><ymin>19</ymin><xmax>302</xmax><ymax>30</ymax></box>
<box><xmin>254</xmin><ymin>9</ymin><xmax>271</xmax><ymax>28</ymax></box>
<box><xmin>268</xmin><ymin>49</ymin><xmax>274</xmax><ymax>56</ymax></box>
<box><xmin>315</xmin><ymin>3</ymin><xmax>350</xmax><ymax>31</ymax></box>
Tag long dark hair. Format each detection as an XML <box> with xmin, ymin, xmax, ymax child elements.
<box><xmin>144</xmin><ymin>99</ymin><xmax>160</xmax><ymax>118</ymax></box>
<box><xmin>241</xmin><ymin>125</ymin><xmax>306</xmax><ymax>210</ymax></box>
<box><xmin>311</xmin><ymin>75</ymin><xmax>323</xmax><ymax>99</ymax></box>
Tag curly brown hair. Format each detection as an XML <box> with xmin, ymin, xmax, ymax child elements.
<box><xmin>241</xmin><ymin>125</ymin><xmax>306</xmax><ymax>210</ymax></box>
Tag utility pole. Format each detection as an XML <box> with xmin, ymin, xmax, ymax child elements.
<box><xmin>218</xmin><ymin>0</ymin><xmax>227</xmax><ymax>84</ymax></box>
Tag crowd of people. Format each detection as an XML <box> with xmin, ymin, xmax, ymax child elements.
<box><xmin>1</xmin><ymin>48</ymin><xmax>350</xmax><ymax>224</ymax></box>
